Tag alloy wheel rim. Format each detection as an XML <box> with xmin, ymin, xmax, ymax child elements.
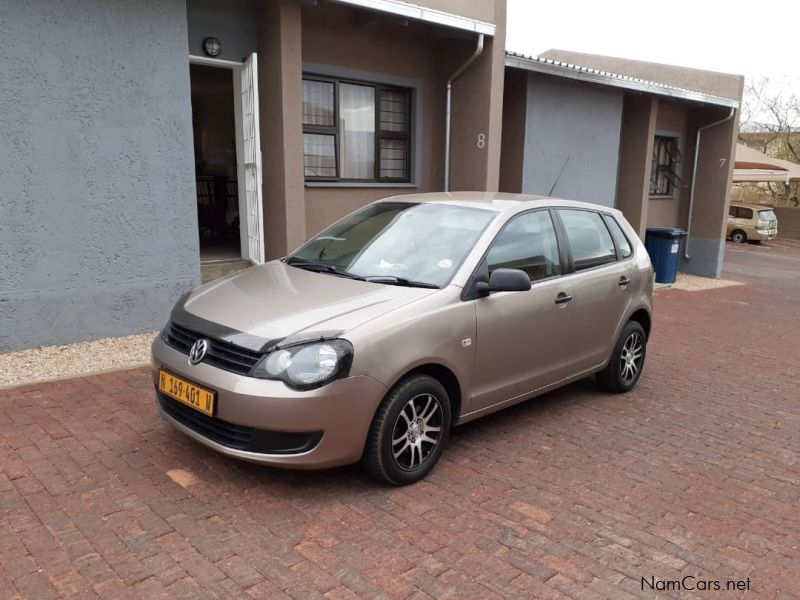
<box><xmin>391</xmin><ymin>393</ymin><xmax>443</xmax><ymax>471</ymax></box>
<box><xmin>619</xmin><ymin>332</ymin><xmax>644</xmax><ymax>384</ymax></box>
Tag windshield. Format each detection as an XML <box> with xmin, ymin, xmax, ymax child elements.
<box><xmin>758</xmin><ymin>210</ymin><xmax>777</xmax><ymax>221</ymax></box>
<box><xmin>287</xmin><ymin>202</ymin><xmax>497</xmax><ymax>287</ymax></box>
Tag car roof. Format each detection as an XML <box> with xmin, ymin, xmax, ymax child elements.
<box><xmin>377</xmin><ymin>191</ymin><xmax>621</xmax><ymax>215</ymax></box>
<box><xmin>731</xmin><ymin>203</ymin><xmax>774</xmax><ymax>210</ymax></box>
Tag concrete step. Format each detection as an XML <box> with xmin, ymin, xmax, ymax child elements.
<box><xmin>200</xmin><ymin>259</ymin><xmax>253</xmax><ymax>283</ymax></box>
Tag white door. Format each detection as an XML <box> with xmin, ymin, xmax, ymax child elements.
<box><xmin>240</xmin><ymin>53</ymin><xmax>265</xmax><ymax>264</ymax></box>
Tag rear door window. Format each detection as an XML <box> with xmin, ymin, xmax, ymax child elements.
<box><xmin>739</xmin><ymin>207</ymin><xmax>753</xmax><ymax>219</ymax></box>
<box><xmin>558</xmin><ymin>210</ymin><xmax>617</xmax><ymax>271</ymax></box>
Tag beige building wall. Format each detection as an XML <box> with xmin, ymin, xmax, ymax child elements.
<box><xmin>296</xmin><ymin>1</ymin><xmax>506</xmax><ymax>241</ymax></box>
<box><xmin>258</xmin><ymin>0</ymin><xmax>306</xmax><ymax>259</ymax></box>
<box><xmin>498</xmin><ymin>68</ymin><xmax>527</xmax><ymax>194</ymax></box>
<box><xmin>447</xmin><ymin>0</ymin><xmax>506</xmax><ymax>193</ymax></box>
<box><xmin>300</xmin><ymin>4</ymin><xmax>446</xmax><ymax>238</ymax></box>
<box><xmin>616</xmin><ymin>94</ymin><xmax>657</xmax><ymax>238</ymax></box>
<box><xmin>647</xmin><ymin>100</ymin><xmax>692</xmax><ymax>229</ymax></box>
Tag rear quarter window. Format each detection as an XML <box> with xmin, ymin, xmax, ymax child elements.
<box><xmin>602</xmin><ymin>214</ymin><xmax>633</xmax><ymax>259</ymax></box>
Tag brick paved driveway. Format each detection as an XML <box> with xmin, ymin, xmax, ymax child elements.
<box><xmin>2</xmin><ymin>242</ymin><xmax>799</xmax><ymax>599</ymax></box>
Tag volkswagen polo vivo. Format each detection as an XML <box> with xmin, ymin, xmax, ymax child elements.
<box><xmin>152</xmin><ymin>193</ymin><xmax>653</xmax><ymax>485</ymax></box>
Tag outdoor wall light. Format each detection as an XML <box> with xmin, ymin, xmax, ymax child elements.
<box><xmin>202</xmin><ymin>37</ymin><xmax>222</xmax><ymax>58</ymax></box>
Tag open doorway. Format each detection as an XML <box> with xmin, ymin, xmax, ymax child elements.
<box><xmin>189</xmin><ymin>54</ymin><xmax>264</xmax><ymax>281</ymax></box>
<box><xmin>191</xmin><ymin>64</ymin><xmax>240</xmax><ymax>262</ymax></box>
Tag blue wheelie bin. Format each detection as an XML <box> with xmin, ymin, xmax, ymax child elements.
<box><xmin>644</xmin><ymin>228</ymin><xmax>686</xmax><ymax>284</ymax></box>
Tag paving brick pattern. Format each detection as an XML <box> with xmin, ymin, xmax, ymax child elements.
<box><xmin>2</xmin><ymin>242</ymin><xmax>799</xmax><ymax>599</ymax></box>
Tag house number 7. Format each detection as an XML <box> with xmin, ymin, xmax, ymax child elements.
<box><xmin>477</xmin><ymin>133</ymin><xmax>486</xmax><ymax>149</ymax></box>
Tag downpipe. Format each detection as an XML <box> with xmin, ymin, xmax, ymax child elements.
<box><xmin>444</xmin><ymin>34</ymin><xmax>484</xmax><ymax>192</ymax></box>
<box><xmin>684</xmin><ymin>107</ymin><xmax>735</xmax><ymax>261</ymax></box>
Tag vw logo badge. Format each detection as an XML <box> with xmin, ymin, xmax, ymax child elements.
<box><xmin>188</xmin><ymin>339</ymin><xmax>209</xmax><ymax>365</ymax></box>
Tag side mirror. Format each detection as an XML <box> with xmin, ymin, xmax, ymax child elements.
<box><xmin>475</xmin><ymin>268</ymin><xmax>531</xmax><ymax>297</ymax></box>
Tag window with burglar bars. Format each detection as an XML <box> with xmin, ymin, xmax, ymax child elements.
<box><xmin>302</xmin><ymin>75</ymin><xmax>412</xmax><ymax>183</ymax></box>
<box><xmin>649</xmin><ymin>135</ymin><xmax>681</xmax><ymax>196</ymax></box>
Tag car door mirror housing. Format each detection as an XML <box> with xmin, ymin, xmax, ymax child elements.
<box><xmin>476</xmin><ymin>268</ymin><xmax>532</xmax><ymax>297</ymax></box>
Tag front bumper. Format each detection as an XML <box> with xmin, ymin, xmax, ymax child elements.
<box><xmin>151</xmin><ymin>336</ymin><xmax>387</xmax><ymax>469</ymax></box>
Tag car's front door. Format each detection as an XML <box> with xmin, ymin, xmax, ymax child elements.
<box><xmin>470</xmin><ymin>210</ymin><xmax>574</xmax><ymax>413</ymax></box>
<box><xmin>556</xmin><ymin>209</ymin><xmax>634</xmax><ymax>372</ymax></box>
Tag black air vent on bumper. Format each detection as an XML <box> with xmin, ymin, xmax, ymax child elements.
<box><xmin>158</xmin><ymin>393</ymin><xmax>322</xmax><ymax>455</ymax></box>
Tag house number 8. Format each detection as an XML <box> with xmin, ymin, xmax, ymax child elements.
<box><xmin>477</xmin><ymin>133</ymin><xmax>486</xmax><ymax>149</ymax></box>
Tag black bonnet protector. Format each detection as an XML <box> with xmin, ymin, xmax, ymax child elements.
<box><xmin>170</xmin><ymin>297</ymin><xmax>344</xmax><ymax>354</ymax></box>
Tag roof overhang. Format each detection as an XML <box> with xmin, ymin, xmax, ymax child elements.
<box><xmin>734</xmin><ymin>143</ymin><xmax>800</xmax><ymax>182</ymax></box>
<box><xmin>332</xmin><ymin>0</ymin><xmax>495</xmax><ymax>35</ymax></box>
<box><xmin>732</xmin><ymin>169</ymin><xmax>790</xmax><ymax>183</ymax></box>
<box><xmin>505</xmin><ymin>53</ymin><xmax>740</xmax><ymax>109</ymax></box>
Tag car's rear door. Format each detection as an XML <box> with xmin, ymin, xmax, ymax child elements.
<box><xmin>555</xmin><ymin>209</ymin><xmax>635</xmax><ymax>373</ymax></box>
<box><xmin>469</xmin><ymin>209</ymin><xmax>575</xmax><ymax>413</ymax></box>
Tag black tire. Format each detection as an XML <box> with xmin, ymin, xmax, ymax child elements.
<box><xmin>730</xmin><ymin>230</ymin><xmax>747</xmax><ymax>243</ymax></box>
<box><xmin>362</xmin><ymin>374</ymin><xmax>451</xmax><ymax>485</ymax></box>
<box><xmin>596</xmin><ymin>321</ymin><xmax>647</xmax><ymax>394</ymax></box>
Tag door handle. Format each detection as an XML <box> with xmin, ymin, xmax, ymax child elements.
<box><xmin>555</xmin><ymin>292</ymin><xmax>573</xmax><ymax>305</ymax></box>
<box><xmin>618</xmin><ymin>276</ymin><xmax>631</xmax><ymax>287</ymax></box>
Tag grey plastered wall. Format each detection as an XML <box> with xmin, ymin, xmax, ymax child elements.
<box><xmin>187</xmin><ymin>0</ymin><xmax>259</xmax><ymax>62</ymax></box>
<box><xmin>521</xmin><ymin>73</ymin><xmax>623</xmax><ymax>207</ymax></box>
<box><xmin>0</xmin><ymin>0</ymin><xmax>199</xmax><ymax>352</ymax></box>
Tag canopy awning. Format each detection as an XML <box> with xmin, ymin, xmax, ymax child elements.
<box><xmin>733</xmin><ymin>168</ymin><xmax>791</xmax><ymax>183</ymax></box>
<box><xmin>734</xmin><ymin>143</ymin><xmax>800</xmax><ymax>183</ymax></box>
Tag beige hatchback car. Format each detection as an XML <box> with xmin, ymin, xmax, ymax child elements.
<box><xmin>152</xmin><ymin>193</ymin><xmax>653</xmax><ymax>485</ymax></box>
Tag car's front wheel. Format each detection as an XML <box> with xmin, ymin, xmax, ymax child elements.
<box><xmin>597</xmin><ymin>320</ymin><xmax>647</xmax><ymax>393</ymax></box>
<box><xmin>730</xmin><ymin>229</ymin><xmax>747</xmax><ymax>243</ymax></box>
<box><xmin>363</xmin><ymin>374</ymin><xmax>451</xmax><ymax>485</ymax></box>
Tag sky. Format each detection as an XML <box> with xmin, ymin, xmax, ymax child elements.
<box><xmin>506</xmin><ymin>0</ymin><xmax>800</xmax><ymax>99</ymax></box>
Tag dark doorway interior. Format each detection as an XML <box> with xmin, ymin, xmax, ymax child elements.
<box><xmin>190</xmin><ymin>64</ymin><xmax>240</xmax><ymax>262</ymax></box>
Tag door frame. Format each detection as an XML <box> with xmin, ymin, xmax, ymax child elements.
<box><xmin>188</xmin><ymin>54</ymin><xmax>258</xmax><ymax>264</ymax></box>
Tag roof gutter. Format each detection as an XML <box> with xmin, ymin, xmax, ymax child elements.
<box><xmin>684</xmin><ymin>107</ymin><xmax>736</xmax><ymax>261</ymax></box>
<box><xmin>505</xmin><ymin>53</ymin><xmax>741</xmax><ymax>110</ymax></box>
<box><xmin>445</xmin><ymin>34</ymin><xmax>484</xmax><ymax>191</ymax></box>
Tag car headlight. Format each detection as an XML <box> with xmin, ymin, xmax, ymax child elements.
<box><xmin>252</xmin><ymin>339</ymin><xmax>353</xmax><ymax>390</ymax></box>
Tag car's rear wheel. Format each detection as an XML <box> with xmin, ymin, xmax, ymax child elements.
<box><xmin>363</xmin><ymin>374</ymin><xmax>451</xmax><ymax>485</ymax></box>
<box><xmin>730</xmin><ymin>230</ymin><xmax>747</xmax><ymax>243</ymax></box>
<box><xmin>597</xmin><ymin>321</ymin><xmax>647</xmax><ymax>393</ymax></box>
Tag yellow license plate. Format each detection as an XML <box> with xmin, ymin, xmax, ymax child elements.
<box><xmin>158</xmin><ymin>370</ymin><xmax>216</xmax><ymax>416</ymax></box>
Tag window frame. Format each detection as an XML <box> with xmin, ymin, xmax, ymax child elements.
<box><xmin>302</xmin><ymin>74</ymin><xmax>412</xmax><ymax>184</ymax></box>
<box><xmin>649</xmin><ymin>134</ymin><xmax>682</xmax><ymax>198</ymax></box>
<box><xmin>461</xmin><ymin>208</ymin><xmax>568</xmax><ymax>301</ymax></box>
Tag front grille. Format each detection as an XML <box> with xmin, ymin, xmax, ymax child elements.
<box><xmin>158</xmin><ymin>393</ymin><xmax>322</xmax><ymax>455</ymax></box>
<box><xmin>164</xmin><ymin>321</ymin><xmax>263</xmax><ymax>375</ymax></box>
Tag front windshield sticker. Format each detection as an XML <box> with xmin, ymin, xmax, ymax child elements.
<box><xmin>438</xmin><ymin>259</ymin><xmax>453</xmax><ymax>269</ymax></box>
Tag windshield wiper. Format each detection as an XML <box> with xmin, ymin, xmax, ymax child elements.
<box><xmin>285</xmin><ymin>258</ymin><xmax>364</xmax><ymax>280</ymax></box>
<box><xmin>363</xmin><ymin>276</ymin><xmax>440</xmax><ymax>289</ymax></box>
